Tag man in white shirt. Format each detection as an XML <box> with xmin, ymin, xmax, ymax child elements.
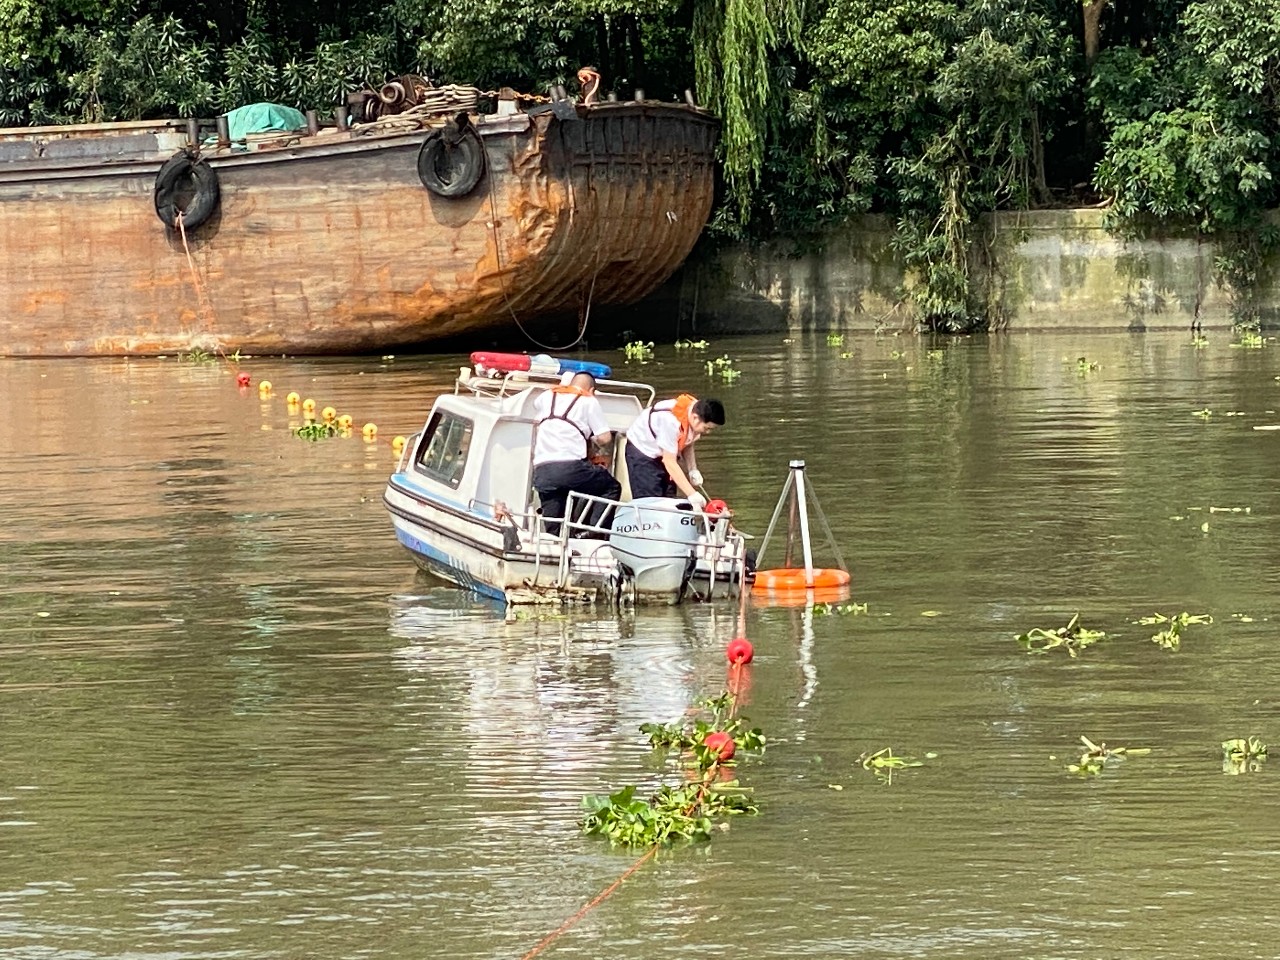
<box><xmin>623</xmin><ymin>395</ymin><xmax>725</xmax><ymax>508</ymax></box>
<box><xmin>531</xmin><ymin>373</ymin><xmax>620</xmax><ymax>535</ymax></box>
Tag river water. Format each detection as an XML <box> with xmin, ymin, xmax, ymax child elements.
<box><xmin>3</xmin><ymin>332</ymin><xmax>1280</xmax><ymax>959</ymax></box>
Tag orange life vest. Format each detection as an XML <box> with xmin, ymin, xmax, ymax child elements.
<box><xmin>647</xmin><ymin>393</ymin><xmax>697</xmax><ymax>453</ymax></box>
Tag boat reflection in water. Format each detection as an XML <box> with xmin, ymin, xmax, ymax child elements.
<box><xmin>386</xmin><ymin>591</ymin><xmax>747</xmax><ymax>807</ymax></box>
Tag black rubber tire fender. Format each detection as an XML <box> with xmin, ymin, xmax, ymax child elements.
<box><xmin>154</xmin><ymin>151</ymin><xmax>220</xmax><ymax>230</ymax></box>
<box><xmin>416</xmin><ymin>126</ymin><xmax>486</xmax><ymax>198</ymax></box>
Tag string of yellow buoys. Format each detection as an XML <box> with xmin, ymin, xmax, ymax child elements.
<box><xmin>236</xmin><ymin>371</ymin><xmax>406</xmax><ymax>457</ymax></box>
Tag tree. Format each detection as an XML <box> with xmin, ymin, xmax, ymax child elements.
<box><xmin>1091</xmin><ymin>0</ymin><xmax>1280</xmax><ymax>326</ymax></box>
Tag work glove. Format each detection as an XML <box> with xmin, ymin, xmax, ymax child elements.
<box><xmin>688</xmin><ymin>491</ymin><xmax>708</xmax><ymax>511</ymax></box>
<box><xmin>687</xmin><ymin>469</ymin><xmax>704</xmax><ymax>487</ymax></box>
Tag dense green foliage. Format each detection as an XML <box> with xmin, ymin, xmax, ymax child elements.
<box><xmin>6</xmin><ymin>0</ymin><xmax>1280</xmax><ymax>327</ymax></box>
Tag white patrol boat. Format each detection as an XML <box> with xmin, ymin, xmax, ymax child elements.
<box><xmin>383</xmin><ymin>352</ymin><xmax>751</xmax><ymax>605</ymax></box>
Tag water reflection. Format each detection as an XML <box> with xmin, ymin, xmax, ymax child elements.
<box><xmin>5</xmin><ymin>334</ymin><xmax>1280</xmax><ymax>958</ymax></box>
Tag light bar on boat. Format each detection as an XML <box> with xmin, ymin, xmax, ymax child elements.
<box><xmin>470</xmin><ymin>351</ymin><xmax>612</xmax><ymax>379</ymax></box>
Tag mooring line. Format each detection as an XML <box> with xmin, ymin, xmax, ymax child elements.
<box><xmin>520</xmin><ymin>754</ymin><xmax>730</xmax><ymax>960</ymax></box>
<box><xmin>521</xmin><ymin>580</ymin><xmax>754</xmax><ymax>958</ymax></box>
<box><xmin>518</xmin><ymin>845</ymin><xmax>658</xmax><ymax>960</ymax></box>
<box><xmin>520</xmin><ymin>691</ymin><xmax>743</xmax><ymax>958</ymax></box>
<box><xmin>176</xmin><ymin>213</ymin><xmax>218</xmax><ymax>333</ymax></box>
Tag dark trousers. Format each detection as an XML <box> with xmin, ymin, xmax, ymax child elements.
<box><xmin>625</xmin><ymin>444</ymin><xmax>677</xmax><ymax>499</ymax></box>
<box><xmin>533</xmin><ymin>459</ymin><xmax>621</xmax><ymax>534</ymax></box>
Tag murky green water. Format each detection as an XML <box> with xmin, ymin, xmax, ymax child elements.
<box><xmin>4</xmin><ymin>333</ymin><xmax>1280</xmax><ymax>959</ymax></box>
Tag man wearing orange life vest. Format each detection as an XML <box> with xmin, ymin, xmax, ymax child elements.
<box><xmin>624</xmin><ymin>395</ymin><xmax>726</xmax><ymax>508</ymax></box>
<box><xmin>531</xmin><ymin>373</ymin><xmax>620</xmax><ymax>535</ymax></box>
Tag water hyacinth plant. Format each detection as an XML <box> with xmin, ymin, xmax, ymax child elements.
<box><xmin>705</xmin><ymin>355</ymin><xmax>741</xmax><ymax>382</ymax></box>
<box><xmin>294</xmin><ymin>422</ymin><xmax>341</xmax><ymax>440</ymax></box>
<box><xmin>581</xmin><ymin>693</ymin><xmax>765</xmax><ymax>848</ymax></box>
<box><xmin>857</xmin><ymin>747</ymin><xmax>928</xmax><ymax>785</ymax></box>
<box><xmin>1066</xmin><ymin>735</ymin><xmax>1150</xmax><ymax>776</ymax></box>
<box><xmin>1222</xmin><ymin>737</ymin><xmax>1268</xmax><ymax>776</ymax></box>
<box><xmin>579</xmin><ymin>781</ymin><xmax>756</xmax><ymax>847</ymax></box>
<box><xmin>1135</xmin><ymin>612</ymin><xmax>1212</xmax><ymax>651</ymax></box>
<box><xmin>1015</xmin><ymin>614</ymin><xmax>1106</xmax><ymax>658</ymax></box>
<box><xmin>623</xmin><ymin>340</ymin><xmax>654</xmax><ymax>361</ymax></box>
<box><xmin>815</xmin><ymin>601</ymin><xmax>868</xmax><ymax>616</ymax></box>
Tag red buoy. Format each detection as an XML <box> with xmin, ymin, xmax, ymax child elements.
<box><xmin>236</xmin><ymin>372</ymin><xmax>251</xmax><ymax>387</ymax></box>
<box><xmin>703</xmin><ymin>731</ymin><xmax>736</xmax><ymax>761</ymax></box>
<box><xmin>726</xmin><ymin>637</ymin><xmax>754</xmax><ymax>665</ymax></box>
<box><xmin>705</xmin><ymin>498</ymin><xmax>729</xmax><ymax>516</ymax></box>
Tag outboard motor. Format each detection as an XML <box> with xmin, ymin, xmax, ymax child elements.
<box><xmin>608</xmin><ymin>497</ymin><xmax>701</xmax><ymax>599</ymax></box>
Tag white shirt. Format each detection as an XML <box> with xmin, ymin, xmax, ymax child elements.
<box><xmin>626</xmin><ymin>403</ymin><xmax>690</xmax><ymax>459</ymax></box>
<box><xmin>532</xmin><ymin>389</ymin><xmax>609</xmax><ymax>466</ymax></box>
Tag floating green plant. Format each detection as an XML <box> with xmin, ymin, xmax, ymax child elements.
<box><xmin>814</xmin><ymin>601</ymin><xmax>868</xmax><ymax>616</ymax></box>
<box><xmin>858</xmin><ymin>747</ymin><xmax>926</xmax><ymax>785</ymax></box>
<box><xmin>1015</xmin><ymin>614</ymin><xmax>1106</xmax><ymax>658</ymax></box>
<box><xmin>1076</xmin><ymin>356</ymin><xmax>1100</xmax><ymax>373</ymax></box>
<box><xmin>1066</xmin><ymin>735</ymin><xmax>1150</xmax><ymax>776</ymax></box>
<box><xmin>1192</xmin><ymin>408</ymin><xmax>1213</xmax><ymax>419</ymax></box>
<box><xmin>705</xmin><ymin>355</ymin><xmax>741</xmax><ymax>382</ymax></box>
<box><xmin>674</xmin><ymin>338</ymin><xmax>708</xmax><ymax>350</ymax></box>
<box><xmin>295</xmin><ymin>421</ymin><xmax>340</xmax><ymax>441</ymax></box>
<box><xmin>639</xmin><ymin>693</ymin><xmax>765</xmax><ymax>756</ymax></box>
<box><xmin>1222</xmin><ymin>737</ymin><xmax>1268</xmax><ymax>775</ymax></box>
<box><xmin>582</xmin><ymin>693</ymin><xmax>764</xmax><ymax>848</ymax></box>
<box><xmin>826</xmin><ymin>333</ymin><xmax>845</xmax><ymax>346</ymax></box>
<box><xmin>178</xmin><ymin>347</ymin><xmax>218</xmax><ymax>364</ymax></box>
<box><xmin>623</xmin><ymin>340</ymin><xmax>654</xmax><ymax>361</ymax></box>
<box><xmin>1233</xmin><ymin>331</ymin><xmax>1265</xmax><ymax>349</ymax></box>
<box><xmin>1134</xmin><ymin>612</ymin><xmax>1212</xmax><ymax>651</ymax></box>
<box><xmin>1191</xmin><ymin>334</ymin><xmax>1208</xmax><ymax>348</ymax></box>
<box><xmin>580</xmin><ymin>781</ymin><xmax>757</xmax><ymax>847</ymax></box>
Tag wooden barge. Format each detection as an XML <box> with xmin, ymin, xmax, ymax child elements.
<box><xmin>0</xmin><ymin>92</ymin><xmax>718</xmax><ymax>356</ymax></box>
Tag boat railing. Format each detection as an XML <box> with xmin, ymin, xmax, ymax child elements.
<box><xmin>557</xmin><ymin>491</ymin><xmax>746</xmax><ymax>596</ymax></box>
<box><xmin>459</xmin><ymin>370</ymin><xmax>655</xmax><ymax>407</ymax></box>
<box><xmin>467</xmin><ymin>487</ymin><xmax>746</xmax><ymax>594</ymax></box>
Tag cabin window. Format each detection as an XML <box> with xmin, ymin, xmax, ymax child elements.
<box><xmin>414</xmin><ymin>411</ymin><xmax>473</xmax><ymax>489</ymax></box>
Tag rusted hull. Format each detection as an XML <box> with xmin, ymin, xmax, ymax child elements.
<box><xmin>0</xmin><ymin>105</ymin><xmax>718</xmax><ymax>356</ymax></box>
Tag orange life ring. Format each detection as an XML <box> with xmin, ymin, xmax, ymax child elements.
<box><xmin>752</xmin><ymin>567</ymin><xmax>850</xmax><ymax>593</ymax></box>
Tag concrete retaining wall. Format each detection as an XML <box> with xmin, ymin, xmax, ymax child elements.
<box><xmin>663</xmin><ymin>209</ymin><xmax>1256</xmax><ymax>335</ymax></box>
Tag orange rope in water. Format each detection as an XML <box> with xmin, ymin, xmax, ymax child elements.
<box><xmin>520</xmin><ymin>654</ymin><xmax>748</xmax><ymax>958</ymax></box>
<box><xmin>518</xmin><ymin>845</ymin><xmax>659</xmax><ymax>960</ymax></box>
<box><xmin>525</xmin><ymin>525</ymin><xmax>757</xmax><ymax>958</ymax></box>
<box><xmin>520</xmin><ymin>754</ymin><xmax>732</xmax><ymax>960</ymax></box>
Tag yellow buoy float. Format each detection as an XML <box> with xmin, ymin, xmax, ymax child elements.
<box><xmin>392</xmin><ymin>435</ymin><xmax>406</xmax><ymax>455</ymax></box>
<box><xmin>301</xmin><ymin>398</ymin><xmax>316</xmax><ymax>415</ymax></box>
<box><xmin>322</xmin><ymin>406</ymin><xmax>337</xmax><ymax>423</ymax></box>
<box><xmin>286</xmin><ymin>391</ymin><xmax>301</xmax><ymax>405</ymax></box>
<box><xmin>258</xmin><ymin>380</ymin><xmax>273</xmax><ymax>397</ymax></box>
<box><xmin>337</xmin><ymin>414</ymin><xmax>353</xmax><ymax>429</ymax></box>
<box><xmin>362</xmin><ymin>422</ymin><xmax>378</xmax><ymax>441</ymax></box>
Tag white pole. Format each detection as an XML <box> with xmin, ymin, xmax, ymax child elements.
<box><xmin>791</xmin><ymin>459</ymin><xmax>815</xmax><ymax>588</ymax></box>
